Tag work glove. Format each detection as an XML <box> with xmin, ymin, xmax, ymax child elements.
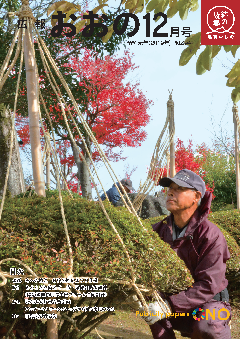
<box><xmin>124</xmin><ymin>294</ymin><xmax>172</xmax><ymax>325</ymax></box>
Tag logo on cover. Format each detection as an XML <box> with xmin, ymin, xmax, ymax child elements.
<box><xmin>192</xmin><ymin>308</ymin><xmax>206</xmax><ymax>321</ymax></box>
<box><xmin>207</xmin><ymin>6</ymin><xmax>235</xmax><ymax>35</ymax></box>
<box><xmin>201</xmin><ymin>1</ymin><xmax>240</xmax><ymax>45</ymax></box>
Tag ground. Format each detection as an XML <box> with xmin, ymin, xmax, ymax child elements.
<box><xmin>85</xmin><ymin>301</ymin><xmax>240</xmax><ymax>339</ymax></box>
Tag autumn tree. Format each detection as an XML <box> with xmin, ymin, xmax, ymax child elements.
<box><xmin>15</xmin><ymin>48</ymin><xmax>152</xmax><ymax>197</ymax></box>
<box><xmin>0</xmin><ymin>0</ymin><xmax>136</xmax><ymax>197</ymax></box>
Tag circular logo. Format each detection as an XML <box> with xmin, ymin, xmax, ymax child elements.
<box><xmin>207</xmin><ymin>6</ymin><xmax>235</xmax><ymax>33</ymax></box>
<box><xmin>192</xmin><ymin>308</ymin><xmax>205</xmax><ymax>321</ymax></box>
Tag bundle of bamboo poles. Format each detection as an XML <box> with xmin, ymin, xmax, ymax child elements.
<box><xmin>132</xmin><ymin>91</ymin><xmax>176</xmax><ymax>214</ymax></box>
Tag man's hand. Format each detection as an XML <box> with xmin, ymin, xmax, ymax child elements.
<box><xmin>123</xmin><ymin>293</ymin><xmax>142</xmax><ymax>310</ymax></box>
<box><xmin>124</xmin><ymin>294</ymin><xmax>172</xmax><ymax>325</ymax></box>
<box><xmin>138</xmin><ymin>300</ymin><xmax>172</xmax><ymax>325</ymax></box>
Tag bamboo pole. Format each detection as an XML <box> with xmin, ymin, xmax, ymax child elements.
<box><xmin>46</xmin><ymin>154</ymin><xmax>50</xmax><ymax>189</ymax></box>
<box><xmin>63</xmin><ymin>143</ymin><xmax>67</xmax><ymax>190</ymax></box>
<box><xmin>24</xmin><ymin>17</ymin><xmax>45</xmax><ymax>197</ymax></box>
<box><xmin>46</xmin><ymin>133</ymin><xmax>50</xmax><ymax>189</ymax></box>
<box><xmin>166</xmin><ymin>151</ymin><xmax>170</xmax><ymax>177</ymax></box>
<box><xmin>233</xmin><ymin>104</ymin><xmax>240</xmax><ymax>209</ymax></box>
<box><xmin>167</xmin><ymin>90</ymin><xmax>175</xmax><ymax>177</ymax></box>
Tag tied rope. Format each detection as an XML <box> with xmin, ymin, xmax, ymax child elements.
<box><xmin>8</xmin><ymin>0</ymin><xmax>36</xmax><ymax>23</ymax></box>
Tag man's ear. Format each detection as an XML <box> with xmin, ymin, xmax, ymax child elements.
<box><xmin>195</xmin><ymin>191</ymin><xmax>201</xmax><ymax>204</ymax></box>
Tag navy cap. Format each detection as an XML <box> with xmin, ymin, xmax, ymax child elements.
<box><xmin>158</xmin><ymin>169</ymin><xmax>206</xmax><ymax>198</ymax></box>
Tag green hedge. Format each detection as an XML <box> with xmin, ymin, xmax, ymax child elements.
<box><xmin>209</xmin><ymin>209</ymin><xmax>240</xmax><ymax>246</ymax></box>
<box><xmin>0</xmin><ymin>190</ymin><xmax>193</xmax><ymax>293</ymax></box>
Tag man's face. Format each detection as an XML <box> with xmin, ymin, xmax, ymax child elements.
<box><xmin>166</xmin><ymin>182</ymin><xmax>199</xmax><ymax>213</ymax></box>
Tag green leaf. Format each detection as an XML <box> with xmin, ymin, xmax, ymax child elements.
<box><xmin>226</xmin><ymin>59</ymin><xmax>240</xmax><ymax>80</ymax></box>
<box><xmin>47</xmin><ymin>0</ymin><xmax>75</xmax><ymax>16</ymax></box>
<box><xmin>125</xmin><ymin>0</ymin><xmax>138</xmax><ymax>10</ymax></box>
<box><xmin>231</xmin><ymin>46</ymin><xmax>240</xmax><ymax>58</ymax></box>
<box><xmin>154</xmin><ymin>0</ymin><xmax>169</xmax><ymax>21</ymax></box>
<box><xmin>134</xmin><ymin>0</ymin><xmax>145</xmax><ymax>14</ymax></box>
<box><xmin>179</xmin><ymin>32</ymin><xmax>201</xmax><ymax>66</ymax></box>
<box><xmin>169</xmin><ymin>0</ymin><xmax>177</xmax><ymax>8</ymax></box>
<box><xmin>162</xmin><ymin>0</ymin><xmax>169</xmax><ymax>12</ymax></box>
<box><xmin>212</xmin><ymin>45</ymin><xmax>221</xmax><ymax>58</ymax></box>
<box><xmin>184</xmin><ymin>32</ymin><xmax>201</xmax><ymax>49</ymax></box>
<box><xmin>146</xmin><ymin>0</ymin><xmax>160</xmax><ymax>13</ymax></box>
<box><xmin>189</xmin><ymin>0</ymin><xmax>199</xmax><ymax>12</ymax></box>
<box><xmin>223</xmin><ymin>45</ymin><xmax>232</xmax><ymax>53</ymax></box>
<box><xmin>177</xmin><ymin>0</ymin><xmax>190</xmax><ymax>20</ymax></box>
<box><xmin>196</xmin><ymin>52</ymin><xmax>207</xmax><ymax>75</ymax></box>
<box><xmin>231</xmin><ymin>87</ymin><xmax>240</xmax><ymax>103</ymax></box>
<box><xmin>167</xmin><ymin>4</ymin><xmax>179</xmax><ymax>18</ymax></box>
<box><xmin>201</xmin><ymin>45</ymin><xmax>212</xmax><ymax>71</ymax></box>
<box><xmin>179</xmin><ymin>4</ymin><xmax>189</xmax><ymax>20</ymax></box>
<box><xmin>177</xmin><ymin>0</ymin><xmax>189</xmax><ymax>9</ymax></box>
<box><xmin>226</xmin><ymin>75</ymin><xmax>240</xmax><ymax>88</ymax></box>
<box><xmin>179</xmin><ymin>47</ymin><xmax>194</xmax><ymax>66</ymax></box>
<box><xmin>184</xmin><ymin>32</ymin><xmax>200</xmax><ymax>43</ymax></box>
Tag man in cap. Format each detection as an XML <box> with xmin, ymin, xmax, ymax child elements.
<box><xmin>125</xmin><ymin>169</ymin><xmax>231</xmax><ymax>339</ymax></box>
<box><xmin>100</xmin><ymin>178</ymin><xmax>134</xmax><ymax>206</ymax></box>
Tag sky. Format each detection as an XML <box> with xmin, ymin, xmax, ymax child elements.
<box><xmin>17</xmin><ymin>0</ymin><xmax>236</xmax><ymax>199</ymax></box>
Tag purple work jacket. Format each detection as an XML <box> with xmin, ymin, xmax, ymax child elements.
<box><xmin>151</xmin><ymin>191</ymin><xmax>231</xmax><ymax>313</ymax></box>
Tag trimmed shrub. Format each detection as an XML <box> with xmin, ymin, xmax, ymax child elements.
<box><xmin>209</xmin><ymin>210</ymin><xmax>240</xmax><ymax>246</ymax></box>
<box><xmin>0</xmin><ymin>191</ymin><xmax>193</xmax><ymax>291</ymax></box>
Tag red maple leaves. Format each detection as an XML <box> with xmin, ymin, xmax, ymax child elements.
<box><xmin>15</xmin><ymin>48</ymin><xmax>152</xmax><ymax>194</ymax></box>
<box><xmin>67</xmin><ymin>48</ymin><xmax>152</xmax><ymax>149</ymax></box>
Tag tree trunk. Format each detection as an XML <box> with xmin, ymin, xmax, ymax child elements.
<box><xmin>0</xmin><ymin>105</ymin><xmax>26</xmax><ymax>198</ymax></box>
<box><xmin>70</xmin><ymin>137</ymin><xmax>92</xmax><ymax>199</ymax></box>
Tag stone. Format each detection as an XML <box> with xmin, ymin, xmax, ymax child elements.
<box><xmin>115</xmin><ymin>192</ymin><xmax>170</xmax><ymax>219</ymax></box>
